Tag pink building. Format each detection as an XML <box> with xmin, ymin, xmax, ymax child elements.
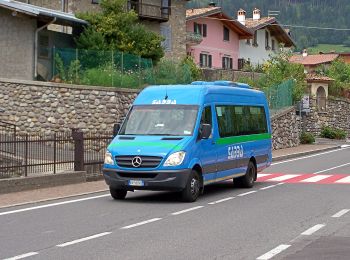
<box><xmin>186</xmin><ymin>6</ymin><xmax>252</xmax><ymax>70</ymax></box>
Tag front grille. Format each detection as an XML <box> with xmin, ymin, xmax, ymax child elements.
<box><xmin>115</xmin><ymin>155</ymin><xmax>163</xmax><ymax>168</ymax></box>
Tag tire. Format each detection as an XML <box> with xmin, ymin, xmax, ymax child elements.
<box><xmin>181</xmin><ymin>170</ymin><xmax>201</xmax><ymax>202</ymax></box>
<box><xmin>234</xmin><ymin>161</ymin><xmax>256</xmax><ymax>188</ymax></box>
<box><xmin>110</xmin><ymin>187</ymin><xmax>127</xmax><ymax>200</ymax></box>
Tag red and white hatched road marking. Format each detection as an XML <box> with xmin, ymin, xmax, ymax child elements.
<box><xmin>257</xmin><ymin>173</ymin><xmax>350</xmax><ymax>184</ymax></box>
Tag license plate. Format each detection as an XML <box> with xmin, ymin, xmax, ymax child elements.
<box><xmin>128</xmin><ymin>180</ymin><xmax>144</xmax><ymax>186</ymax></box>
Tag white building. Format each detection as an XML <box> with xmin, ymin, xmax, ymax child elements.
<box><xmin>237</xmin><ymin>8</ymin><xmax>295</xmax><ymax>68</ymax></box>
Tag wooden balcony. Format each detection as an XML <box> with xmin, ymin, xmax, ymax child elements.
<box><xmin>128</xmin><ymin>1</ymin><xmax>170</xmax><ymax>22</ymax></box>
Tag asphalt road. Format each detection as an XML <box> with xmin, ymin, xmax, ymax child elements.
<box><xmin>0</xmin><ymin>147</ymin><xmax>350</xmax><ymax>260</ymax></box>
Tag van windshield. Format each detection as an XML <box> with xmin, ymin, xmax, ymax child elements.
<box><xmin>119</xmin><ymin>105</ymin><xmax>199</xmax><ymax>136</ymax></box>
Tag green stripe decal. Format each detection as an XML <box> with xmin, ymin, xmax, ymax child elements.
<box><xmin>216</xmin><ymin>133</ymin><xmax>271</xmax><ymax>145</ymax></box>
<box><xmin>109</xmin><ymin>141</ymin><xmax>183</xmax><ymax>149</ymax></box>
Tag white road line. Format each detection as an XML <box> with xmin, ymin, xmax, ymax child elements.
<box><xmin>268</xmin><ymin>174</ymin><xmax>299</xmax><ymax>182</ymax></box>
<box><xmin>0</xmin><ymin>194</ymin><xmax>110</xmax><ymax>217</ymax></box>
<box><xmin>56</xmin><ymin>232</ymin><xmax>111</xmax><ymax>247</ymax></box>
<box><xmin>271</xmin><ymin>146</ymin><xmax>350</xmax><ymax>166</ymax></box>
<box><xmin>208</xmin><ymin>197</ymin><xmax>234</xmax><ymax>205</ymax></box>
<box><xmin>237</xmin><ymin>191</ymin><xmax>257</xmax><ymax>197</ymax></box>
<box><xmin>301</xmin><ymin>224</ymin><xmax>326</xmax><ymax>236</ymax></box>
<box><xmin>313</xmin><ymin>162</ymin><xmax>350</xmax><ymax>174</ymax></box>
<box><xmin>300</xmin><ymin>175</ymin><xmax>331</xmax><ymax>183</ymax></box>
<box><xmin>335</xmin><ymin>176</ymin><xmax>350</xmax><ymax>183</ymax></box>
<box><xmin>260</xmin><ymin>185</ymin><xmax>277</xmax><ymax>190</ymax></box>
<box><xmin>171</xmin><ymin>206</ymin><xmax>204</xmax><ymax>215</ymax></box>
<box><xmin>332</xmin><ymin>209</ymin><xmax>350</xmax><ymax>218</ymax></box>
<box><xmin>3</xmin><ymin>252</ymin><xmax>39</xmax><ymax>260</ymax></box>
<box><xmin>257</xmin><ymin>173</ymin><xmax>272</xmax><ymax>178</ymax></box>
<box><xmin>121</xmin><ymin>218</ymin><xmax>162</xmax><ymax>229</ymax></box>
<box><xmin>256</xmin><ymin>244</ymin><xmax>291</xmax><ymax>260</ymax></box>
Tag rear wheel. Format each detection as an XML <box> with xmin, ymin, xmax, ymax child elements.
<box><xmin>110</xmin><ymin>187</ymin><xmax>127</xmax><ymax>200</ymax></box>
<box><xmin>234</xmin><ymin>161</ymin><xmax>256</xmax><ymax>188</ymax></box>
<box><xmin>181</xmin><ymin>170</ymin><xmax>200</xmax><ymax>202</ymax></box>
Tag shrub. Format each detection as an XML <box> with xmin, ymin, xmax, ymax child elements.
<box><xmin>320</xmin><ymin>126</ymin><xmax>347</xmax><ymax>139</ymax></box>
<box><xmin>81</xmin><ymin>67</ymin><xmax>141</xmax><ymax>88</ymax></box>
<box><xmin>300</xmin><ymin>132</ymin><xmax>315</xmax><ymax>144</ymax></box>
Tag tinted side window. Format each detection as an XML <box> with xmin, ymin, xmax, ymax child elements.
<box><xmin>201</xmin><ymin>106</ymin><xmax>212</xmax><ymax>125</ymax></box>
<box><xmin>216</xmin><ymin>105</ymin><xmax>267</xmax><ymax>137</ymax></box>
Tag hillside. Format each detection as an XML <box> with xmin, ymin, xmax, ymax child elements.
<box><xmin>188</xmin><ymin>0</ymin><xmax>350</xmax><ymax>51</ymax></box>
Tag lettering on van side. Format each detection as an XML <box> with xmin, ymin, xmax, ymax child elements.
<box><xmin>152</xmin><ymin>99</ymin><xmax>177</xmax><ymax>104</ymax></box>
<box><xmin>228</xmin><ymin>145</ymin><xmax>244</xmax><ymax>160</ymax></box>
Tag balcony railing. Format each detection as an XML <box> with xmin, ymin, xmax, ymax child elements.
<box><xmin>128</xmin><ymin>1</ymin><xmax>170</xmax><ymax>22</ymax></box>
<box><xmin>186</xmin><ymin>32</ymin><xmax>203</xmax><ymax>46</ymax></box>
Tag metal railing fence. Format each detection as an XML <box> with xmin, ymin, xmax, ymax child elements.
<box><xmin>0</xmin><ymin>120</ymin><xmax>17</xmax><ymax>155</ymax></box>
<box><xmin>0</xmin><ymin>128</ymin><xmax>113</xmax><ymax>179</ymax></box>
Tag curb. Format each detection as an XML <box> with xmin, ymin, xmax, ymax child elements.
<box><xmin>0</xmin><ymin>171</ymin><xmax>86</xmax><ymax>194</ymax></box>
<box><xmin>272</xmin><ymin>145</ymin><xmax>342</xmax><ymax>162</ymax></box>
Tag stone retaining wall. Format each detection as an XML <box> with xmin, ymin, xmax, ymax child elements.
<box><xmin>0</xmin><ymin>78</ymin><xmax>138</xmax><ymax>134</ymax></box>
<box><xmin>1</xmin><ymin>78</ymin><xmax>301</xmax><ymax>150</ymax></box>
<box><xmin>302</xmin><ymin>98</ymin><xmax>350</xmax><ymax>136</ymax></box>
<box><xmin>271</xmin><ymin>107</ymin><xmax>301</xmax><ymax>150</ymax></box>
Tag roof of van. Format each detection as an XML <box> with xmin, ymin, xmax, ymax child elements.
<box><xmin>134</xmin><ymin>81</ymin><xmax>267</xmax><ymax>106</ymax></box>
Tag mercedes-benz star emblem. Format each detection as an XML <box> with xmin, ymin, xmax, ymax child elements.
<box><xmin>131</xmin><ymin>156</ymin><xmax>142</xmax><ymax>168</ymax></box>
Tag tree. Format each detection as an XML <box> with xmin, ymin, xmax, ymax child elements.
<box><xmin>238</xmin><ymin>50</ymin><xmax>306</xmax><ymax>101</ymax></box>
<box><xmin>254</xmin><ymin>50</ymin><xmax>306</xmax><ymax>102</ymax></box>
<box><xmin>76</xmin><ymin>0</ymin><xmax>164</xmax><ymax>63</ymax></box>
<box><xmin>326</xmin><ymin>59</ymin><xmax>350</xmax><ymax>96</ymax></box>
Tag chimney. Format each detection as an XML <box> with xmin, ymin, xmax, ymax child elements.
<box><xmin>253</xmin><ymin>8</ymin><xmax>261</xmax><ymax>20</ymax></box>
<box><xmin>237</xmin><ymin>8</ymin><xmax>246</xmax><ymax>25</ymax></box>
<box><xmin>208</xmin><ymin>2</ymin><xmax>216</xmax><ymax>7</ymax></box>
<box><xmin>302</xmin><ymin>49</ymin><xmax>308</xmax><ymax>57</ymax></box>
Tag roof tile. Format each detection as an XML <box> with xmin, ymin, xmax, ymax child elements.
<box><xmin>244</xmin><ymin>17</ymin><xmax>276</xmax><ymax>29</ymax></box>
<box><xmin>290</xmin><ymin>54</ymin><xmax>339</xmax><ymax>65</ymax></box>
<box><xmin>186</xmin><ymin>7</ymin><xmax>221</xmax><ymax>18</ymax></box>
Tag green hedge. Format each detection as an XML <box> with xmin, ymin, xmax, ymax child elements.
<box><xmin>320</xmin><ymin>126</ymin><xmax>347</xmax><ymax>140</ymax></box>
<box><xmin>300</xmin><ymin>132</ymin><xmax>315</xmax><ymax>144</ymax></box>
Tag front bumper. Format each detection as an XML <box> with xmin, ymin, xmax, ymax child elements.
<box><xmin>103</xmin><ymin>168</ymin><xmax>191</xmax><ymax>191</ymax></box>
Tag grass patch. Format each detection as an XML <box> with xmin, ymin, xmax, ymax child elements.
<box><xmin>309</xmin><ymin>44</ymin><xmax>350</xmax><ymax>54</ymax></box>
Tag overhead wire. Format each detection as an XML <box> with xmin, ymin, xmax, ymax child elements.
<box><xmin>198</xmin><ymin>16</ymin><xmax>350</xmax><ymax>31</ymax></box>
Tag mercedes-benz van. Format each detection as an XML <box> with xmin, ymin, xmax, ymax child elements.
<box><xmin>103</xmin><ymin>81</ymin><xmax>272</xmax><ymax>202</ymax></box>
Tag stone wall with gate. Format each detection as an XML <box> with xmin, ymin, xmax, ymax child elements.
<box><xmin>302</xmin><ymin>97</ymin><xmax>350</xmax><ymax>136</ymax></box>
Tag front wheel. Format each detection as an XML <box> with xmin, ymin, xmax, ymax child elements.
<box><xmin>234</xmin><ymin>161</ymin><xmax>256</xmax><ymax>188</ymax></box>
<box><xmin>181</xmin><ymin>170</ymin><xmax>201</xmax><ymax>202</ymax></box>
<box><xmin>110</xmin><ymin>187</ymin><xmax>127</xmax><ymax>200</ymax></box>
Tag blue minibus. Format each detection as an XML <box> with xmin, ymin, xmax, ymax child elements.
<box><xmin>103</xmin><ymin>81</ymin><xmax>272</xmax><ymax>202</ymax></box>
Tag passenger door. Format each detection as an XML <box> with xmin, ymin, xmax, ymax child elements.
<box><xmin>199</xmin><ymin>105</ymin><xmax>217</xmax><ymax>184</ymax></box>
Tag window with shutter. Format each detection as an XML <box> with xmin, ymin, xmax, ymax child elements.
<box><xmin>200</xmin><ymin>53</ymin><xmax>212</xmax><ymax>68</ymax></box>
<box><xmin>222</xmin><ymin>56</ymin><xmax>233</xmax><ymax>69</ymax></box>
<box><xmin>203</xmin><ymin>24</ymin><xmax>207</xmax><ymax>37</ymax></box>
<box><xmin>194</xmin><ymin>22</ymin><xmax>207</xmax><ymax>37</ymax></box>
<box><xmin>253</xmin><ymin>31</ymin><xmax>258</xmax><ymax>46</ymax></box>
<box><xmin>223</xmin><ymin>26</ymin><xmax>229</xmax><ymax>41</ymax></box>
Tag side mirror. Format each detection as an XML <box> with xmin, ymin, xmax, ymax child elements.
<box><xmin>113</xmin><ymin>123</ymin><xmax>120</xmax><ymax>137</ymax></box>
<box><xmin>200</xmin><ymin>124</ymin><xmax>211</xmax><ymax>139</ymax></box>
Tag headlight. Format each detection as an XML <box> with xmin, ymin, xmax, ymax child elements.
<box><xmin>164</xmin><ymin>151</ymin><xmax>186</xmax><ymax>166</ymax></box>
<box><xmin>104</xmin><ymin>151</ymin><xmax>114</xmax><ymax>165</ymax></box>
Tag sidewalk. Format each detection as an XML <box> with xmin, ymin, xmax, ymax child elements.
<box><xmin>0</xmin><ymin>143</ymin><xmax>343</xmax><ymax>209</ymax></box>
